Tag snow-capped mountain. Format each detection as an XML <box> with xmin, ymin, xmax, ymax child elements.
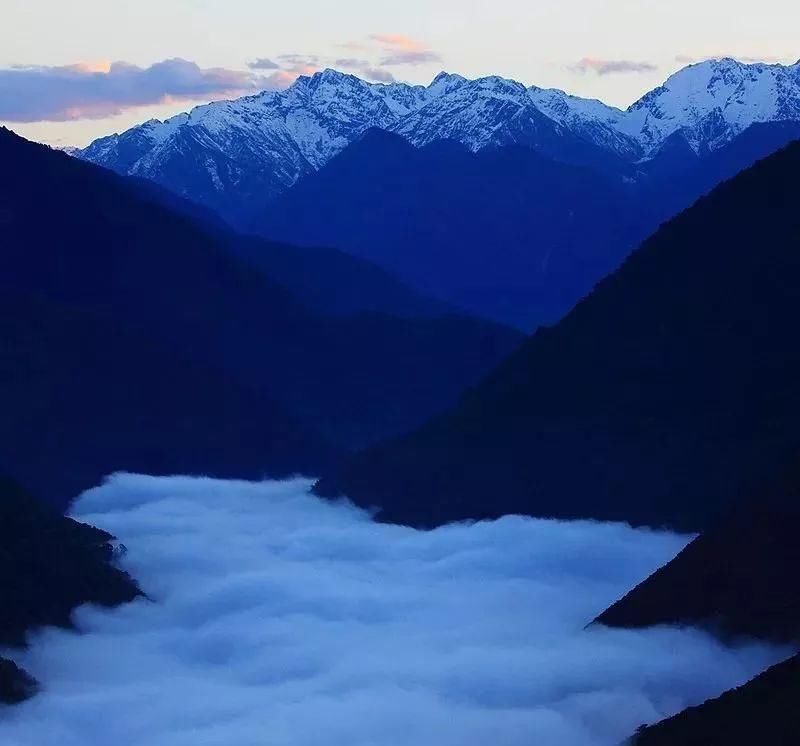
<box><xmin>77</xmin><ymin>58</ymin><xmax>800</xmax><ymax>223</ymax></box>
<box><xmin>79</xmin><ymin>70</ymin><xmax>430</xmax><ymax>222</ymax></box>
<box><xmin>621</xmin><ymin>57</ymin><xmax>800</xmax><ymax>153</ymax></box>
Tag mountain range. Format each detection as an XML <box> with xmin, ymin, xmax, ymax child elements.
<box><xmin>76</xmin><ymin>59</ymin><xmax>800</xmax><ymax>328</ymax></box>
<box><xmin>5</xmin><ymin>52</ymin><xmax>800</xmax><ymax>741</ymax></box>
<box><xmin>78</xmin><ymin>58</ymin><xmax>800</xmax><ymax>227</ymax></box>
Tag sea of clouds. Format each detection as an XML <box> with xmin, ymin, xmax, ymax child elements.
<box><xmin>0</xmin><ymin>474</ymin><xmax>789</xmax><ymax>746</ymax></box>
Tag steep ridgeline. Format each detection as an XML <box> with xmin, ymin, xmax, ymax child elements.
<box><xmin>315</xmin><ymin>142</ymin><xmax>800</xmax><ymax>532</ymax></box>
<box><xmin>0</xmin><ymin>128</ymin><xmax>521</xmax><ymax>504</ymax></box>
<box><xmin>596</xmin><ymin>498</ymin><xmax>800</xmax><ymax>644</ymax></box>
<box><xmin>595</xmin><ymin>457</ymin><xmax>800</xmax><ymax>643</ymax></box>
<box><xmin>256</xmin><ymin>130</ymin><xmax>650</xmax><ymax>330</ymax></box>
<box><xmin>0</xmin><ymin>476</ymin><xmax>140</xmax><ymax>704</ymax></box>
<box><xmin>602</xmin><ymin>464</ymin><xmax>800</xmax><ymax>740</ymax></box>
<box><xmin>630</xmin><ymin>654</ymin><xmax>800</xmax><ymax>746</ymax></box>
<box><xmin>77</xmin><ymin>59</ymin><xmax>800</xmax><ymax>227</ymax></box>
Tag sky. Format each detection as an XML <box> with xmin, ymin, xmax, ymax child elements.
<box><xmin>1</xmin><ymin>0</ymin><xmax>798</xmax><ymax>146</ymax></box>
<box><xmin>0</xmin><ymin>473</ymin><xmax>788</xmax><ymax>746</ymax></box>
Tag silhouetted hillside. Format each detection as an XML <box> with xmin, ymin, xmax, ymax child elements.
<box><xmin>0</xmin><ymin>476</ymin><xmax>140</xmax><ymax>703</ymax></box>
<box><xmin>630</xmin><ymin>654</ymin><xmax>800</xmax><ymax>746</ymax></box>
<box><xmin>316</xmin><ymin>142</ymin><xmax>800</xmax><ymax>531</ymax></box>
<box><xmin>0</xmin><ymin>292</ymin><xmax>339</xmax><ymax>505</ymax></box>
<box><xmin>596</xmin><ymin>496</ymin><xmax>800</xmax><ymax>642</ymax></box>
<box><xmin>0</xmin><ymin>658</ymin><xmax>37</xmax><ymax>705</ymax></box>
<box><xmin>595</xmin><ymin>457</ymin><xmax>800</xmax><ymax>642</ymax></box>
<box><xmin>0</xmin><ymin>128</ymin><xmax>520</xmax><ymax>501</ymax></box>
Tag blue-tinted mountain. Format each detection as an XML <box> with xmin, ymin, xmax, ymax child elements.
<box><xmin>75</xmin><ymin>63</ymin><xmax>800</xmax><ymax>330</ymax></box>
<box><xmin>122</xmin><ymin>170</ymin><xmax>455</xmax><ymax>320</ymax></box>
<box><xmin>0</xmin><ymin>128</ymin><xmax>521</xmax><ymax>501</ymax></box>
<box><xmin>254</xmin><ymin>129</ymin><xmax>649</xmax><ymax>329</ymax></box>
<box><xmin>76</xmin><ymin>61</ymin><xmax>800</xmax><ymax>226</ymax></box>
<box><xmin>255</xmin><ymin>120</ymin><xmax>800</xmax><ymax>329</ymax></box>
<box><xmin>636</xmin><ymin>120</ymin><xmax>800</xmax><ymax>223</ymax></box>
<box><xmin>315</xmin><ymin>141</ymin><xmax>800</xmax><ymax>532</ymax></box>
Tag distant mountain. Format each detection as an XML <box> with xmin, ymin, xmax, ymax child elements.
<box><xmin>630</xmin><ymin>653</ymin><xmax>800</xmax><ymax>746</ymax></box>
<box><xmin>0</xmin><ymin>475</ymin><xmax>140</xmax><ymax>703</ymax></box>
<box><xmin>225</xmin><ymin>233</ymin><xmax>454</xmax><ymax>320</ymax></box>
<box><xmin>92</xmin><ymin>158</ymin><xmax>459</xmax><ymax>322</ymax></box>
<box><xmin>0</xmin><ymin>128</ymin><xmax>520</xmax><ymax>501</ymax></box>
<box><xmin>260</xmin><ymin>118</ymin><xmax>800</xmax><ymax>329</ymax></box>
<box><xmin>315</xmin><ymin>141</ymin><xmax>800</xmax><ymax>532</ymax></box>
<box><xmin>256</xmin><ymin>129</ymin><xmax>648</xmax><ymax>329</ymax></box>
<box><xmin>77</xmin><ymin>59</ymin><xmax>800</xmax><ymax>226</ymax></box>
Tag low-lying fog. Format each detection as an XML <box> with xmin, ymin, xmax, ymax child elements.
<box><xmin>0</xmin><ymin>474</ymin><xmax>788</xmax><ymax>745</ymax></box>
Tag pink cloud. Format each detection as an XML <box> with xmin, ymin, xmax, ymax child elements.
<box><xmin>370</xmin><ymin>34</ymin><xmax>443</xmax><ymax>67</ymax></box>
<box><xmin>370</xmin><ymin>34</ymin><xmax>426</xmax><ymax>52</ymax></box>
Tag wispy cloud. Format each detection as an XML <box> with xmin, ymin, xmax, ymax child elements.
<box><xmin>0</xmin><ymin>58</ymin><xmax>288</xmax><ymax>122</ymax></box>
<box><xmin>571</xmin><ymin>58</ymin><xmax>658</xmax><ymax>75</ymax></box>
<box><xmin>334</xmin><ymin>58</ymin><xmax>396</xmax><ymax>83</ymax></box>
<box><xmin>381</xmin><ymin>50</ymin><xmax>443</xmax><ymax>66</ymax></box>
<box><xmin>247</xmin><ymin>57</ymin><xmax>280</xmax><ymax>70</ymax></box>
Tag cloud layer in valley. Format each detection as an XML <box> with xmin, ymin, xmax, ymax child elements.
<box><xmin>0</xmin><ymin>58</ymin><xmax>291</xmax><ymax>122</ymax></box>
<box><xmin>0</xmin><ymin>475</ymin><xmax>789</xmax><ymax>746</ymax></box>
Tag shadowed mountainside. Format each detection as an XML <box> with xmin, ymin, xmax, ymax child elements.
<box><xmin>316</xmin><ymin>141</ymin><xmax>800</xmax><ymax>532</ymax></box>
<box><xmin>0</xmin><ymin>127</ymin><xmax>521</xmax><ymax>503</ymax></box>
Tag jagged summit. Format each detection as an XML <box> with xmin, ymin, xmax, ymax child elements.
<box><xmin>623</xmin><ymin>57</ymin><xmax>800</xmax><ymax>152</ymax></box>
<box><xmin>76</xmin><ymin>59</ymin><xmax>800</xmax><ymax>223</ymax></box>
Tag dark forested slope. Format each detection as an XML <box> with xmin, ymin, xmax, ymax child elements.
<box><xmin>0</xmin><ymin>476</ymin><xmax>140</xmax><ymax>703</ymax></box>
<box><xmin>630</xmin><ymin>653</ymin><xmax>800</xmax><ymax>746</ymax></box>
<box><xmin>0</xmin><ymin>128</ymin><xmax>520</xmax><ymax>502</ymax></box>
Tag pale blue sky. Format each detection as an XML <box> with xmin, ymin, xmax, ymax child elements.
<box><xmin>2</xmin><ymin>0</ymin><xmax>798</xmax><ymax>145</ymax></box>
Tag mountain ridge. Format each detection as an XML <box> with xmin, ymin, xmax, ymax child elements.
<box><xmin>76</xmin><ymin>59</ymin><xmax>800</xmax><ymax>225</ymax></box>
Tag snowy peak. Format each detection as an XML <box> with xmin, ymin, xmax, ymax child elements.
<box><xmin>623</xmin><ymin>58</ymin><xmax>800</xmax><ymax>153</ymax></box>
<box><xmin>76</xmin><ymin>59</ymin><xmax>800</xmax><ymax>222</ymax></box>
